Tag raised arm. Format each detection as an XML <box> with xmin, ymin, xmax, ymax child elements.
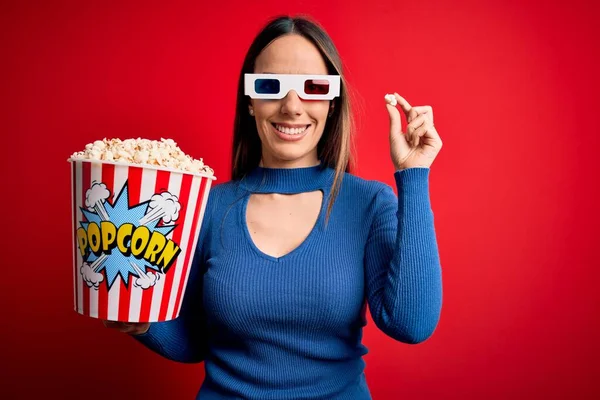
<box><xmin>364</xmin><ymin>167</ymin><xmax>442</xmax><ymax>344</ymax></box>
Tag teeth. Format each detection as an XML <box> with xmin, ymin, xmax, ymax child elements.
<box><xmin>275</xmin><ymin>124</ymin><xmax>308</xmax><ymax>135</ymax></box>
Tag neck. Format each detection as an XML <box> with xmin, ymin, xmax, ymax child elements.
<box><xmin>258</xmin><ymin>153</ymin><xmax>321</xmax><ymax>169</ymax></box>
<box><xmin>239</xmin><ymin>160</ymin><xmax>334</xmax><ymax>194</ymax></box>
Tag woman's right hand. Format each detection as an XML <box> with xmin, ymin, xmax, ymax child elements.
<box><xmin>102</xmin><ymin>320</ymin><xmax>151</xmax><ymax>336</ymax></box>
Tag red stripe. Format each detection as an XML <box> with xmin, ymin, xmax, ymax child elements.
<box><xmin>81</xmin><ymin>162</ymin><xmax>91</xmax><ymax>317</ymax></box>
<box><xmin>72</xmin><ymin>163</ymin><xmax>78</xmax><ymax>313</ymax></box>
<box><xmin>173</xmin><ymin>177</ymin><xmax>208</xmax><ymax>317</ymax></box>
<box><xmin>118</xmin><ymin>166</ymin><xmax>142</xmax><ymax>322</ymax></box>
<box><xmin>138</xmin><ymin>170</ymin><xmax>171</xmax><ymax>322</ymax></box>
<box><xmin>158</xmin><ymin>174</ymin><xmax>194</xmax><ymax>321</ymax></box>
<box><xmin>97</xmin><ymin>163</ymin><xmax>115</xmax><ymax>321</ymax></box>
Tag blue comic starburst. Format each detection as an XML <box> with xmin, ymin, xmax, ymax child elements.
<box><xmin>80</xmin><ymin>182</ymin><xmax>177</xmax><ymax>290</ymax></box>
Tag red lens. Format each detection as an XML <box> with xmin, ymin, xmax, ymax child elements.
<box><xmin>304</xmin><ymin>79</ymin><xmax>330</xmax><ymax>95</ymax></box>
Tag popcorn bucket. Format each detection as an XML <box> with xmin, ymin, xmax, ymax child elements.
<box><xmin>68</xmin><ymin>159</ymin><xmax>216</xmax><ymax>322</ymax></box>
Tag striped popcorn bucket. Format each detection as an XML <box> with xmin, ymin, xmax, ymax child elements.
<box><xmin>68</xmin><ymin>159</ymin><xmax>216</xmax><ymax>322</ymax></box>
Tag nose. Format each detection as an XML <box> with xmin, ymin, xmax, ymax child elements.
<box><xmin>280</xmin><ymin>90</ymin><xmax>304</xmax><ymax>116</ymax></box>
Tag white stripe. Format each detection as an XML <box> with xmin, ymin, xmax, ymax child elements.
<box><xmin>89</xmin><ymin>163</ymin><xmax>102</xmax><ymax>318</ymax></box>
<box><xmin>165</xmin><ymin>176</ymin><xmax>202</xmax><ymax>319</ymax></box>
<box><xmin>128</xmin><ymin>168</ymin><xmax>157</xmax><ymax>322</ymax></box>
<box><xmin>175</xmin><ymin>178</ymin><xmax>212</xmax><ymax>318</ymax></box>
<box><xmin>148</xmin><ymin>172</ymin><xmax>182</xmax><ymax>321</ymax></box>
<box><xmin>75</xmin><ymin>162</ymin><xmax>84</xmax><ymax>314</ymax></box>
<box><xmin>71</xmin><ymin>162</ymin><xmax>77</xmax><ymax>311</ymax></box>
<box><xmin>167</xmin><ymin>177</ymin><xmax>207</xmax><ymax>319</ymax></box>
<box><xmin>107</xmin><ymin>164</ymin><xmax>128</xmax><ymax>321</ymax></box>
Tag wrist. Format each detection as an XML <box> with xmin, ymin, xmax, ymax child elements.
<box><xmin>394</xmin><ymin>163</ymin><xmax>430</xmax><ymax>172</ymax></box>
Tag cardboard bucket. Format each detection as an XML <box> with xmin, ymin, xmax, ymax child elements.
<box><xmin>68</xmin><ymin>159</ymin><xmax>216</xmax><ymax>322</ymax></box>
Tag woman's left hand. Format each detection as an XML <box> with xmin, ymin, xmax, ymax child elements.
<box><xmin>386</xmin><ymin>93</ymin><xmax>443</xmax><ymax>170</ymax></box>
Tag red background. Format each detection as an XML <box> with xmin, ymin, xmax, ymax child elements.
<box><xmin>2</xmin><ymin>0</ymin><xmax>599</xmax><ymax>398</ymax></box>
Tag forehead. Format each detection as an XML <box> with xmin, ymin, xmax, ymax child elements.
<box><xmin>254</xmin><ymin>34</ymin><xmax>328</xmax><ymax>75</ymax></box>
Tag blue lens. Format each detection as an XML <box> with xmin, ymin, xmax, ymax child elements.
<box><xmin>255</xmin><ymin>79</ymin><xmax>280</xmax><ymax>94</ymax></box>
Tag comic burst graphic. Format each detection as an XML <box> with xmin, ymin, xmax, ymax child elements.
<box><xmin>77</xmin><ymin>181</ymin><xmax>182</xmax><ymax>291</ymax></box>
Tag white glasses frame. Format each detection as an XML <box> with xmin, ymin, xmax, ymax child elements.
<box><xmin>244</xmin><ymin>73</ymin><xmax>341</xmax><ymax>100</ymax></box>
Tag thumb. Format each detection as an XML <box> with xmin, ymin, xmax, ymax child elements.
<box><xmin>386</xmin><ymin>103</ymin><xmax>409</xmax><ymax>151</ymax></box>
<box><xmin>386</xmin><ymin>101</ymin><xmax>413</xmax><ymax>167</ymax></box>
<box><xmin>386</xmin><ymin>103</ymin><xmax>403</xmax><ymax>137</ymax></box>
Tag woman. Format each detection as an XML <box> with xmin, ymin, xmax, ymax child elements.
<box><xmin>104</xmin><ymin>14</ymin><xmax>443</xmax><ymax>399</ymax></box>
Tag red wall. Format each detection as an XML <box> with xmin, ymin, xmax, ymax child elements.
<box><xmin>2</xmin><ymin>0</ymin><xmax>599</xmax><ymax>398</ymax></box>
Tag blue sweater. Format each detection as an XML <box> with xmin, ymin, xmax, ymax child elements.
<box><xmin>134</xmin><ymin>162</ymin><xmax>443</xmax><ymax>399</ymax></box>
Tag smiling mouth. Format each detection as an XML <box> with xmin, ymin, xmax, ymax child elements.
<box><xmin>271</xmin><ymin>123</ymin><xmax>311</xmax><ymax>135</ymax></box>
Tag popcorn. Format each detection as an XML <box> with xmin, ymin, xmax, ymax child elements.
<box><xmin>69</xmin><ymin>138</ymin><xmax>214</xmax><ymax>176</ymax></box>
<box><xmin>384</xmin><ymin>94</ymin><xmax>397</xmax><ymax>106</ymax></box>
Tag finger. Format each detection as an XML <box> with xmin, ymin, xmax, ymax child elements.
<box><xmin>394</xmin><ymin>93</ymin><xmax>418</xmax><ymax>123</ymax></box>
<box><xmin>103</xmin><ymin>320</ymin><xmax>130</xmax><ymax>331</ymax></box>
<box><xmin>427</xmin><ymin>124</ymin><xmax>443</xmax><ymax>147</ymax></box>
<box><xmin>385</xmin><ymin>101</ymin><xmax>413</xmax><ymax>163</ymax></box>
<box><xmin>106</xmin><ymin>321</ymin><xmax>127</xmax><ymax>331</ymax></box>
<box><xmin>411</xmin><ymin>105</ymin><xmax>433</xmax><ymax>118</ymax></box>
<box><xmin>406</xmin><ymin>106</ymin><xmax>433</xmax><ymax>130</ymax></box>
<box><xmin>406</xmin><ymin>114</ymin><xmax>427</xmax><ymax>146</ymax></box>
<box><xmin>409</xmin><ymin>107</ymin><xmax>433</xmax><ymax>129</ymax></box>
<box><xmin>386</xmin><ymin>103</ymin><xmax>412</xmax><ymax>152</ymax></box>
<box><xmin>385</xmin><ymin>102</ymin><xmax>402</xmax><ymax>136</ymax></box>
<box><xmin>103</xmin><ymin>320</ymin><xmax>117</xmax><ymax>328</ymax></box>
<box><xmin>406</xmin><ymin>114</ymin><xmax>426</xmax><ymax>133</ymax></box>
<box><xmin>413</xmin><ymin>124</ymin><xmax>429</xmax><ymax>139</ymax></box>
<box><xmin>412</xmin><ymin>123</ymin><xmax>433</xmax><ymax>147</ymax></box>
<box><xmin>122</xmin><ymin>325</ymin><xmax>139</xmax><ymax>334</ymax></box>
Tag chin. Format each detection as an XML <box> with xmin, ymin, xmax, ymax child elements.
<box><xmin>267</xmin><ymin>147</ymin><xmax>314</xmax><ymax>163</ymax></box>
<box><xmin>274</xmin><ymin>151</ymin><xmax>309</xmax><ymax>162</ymax></box>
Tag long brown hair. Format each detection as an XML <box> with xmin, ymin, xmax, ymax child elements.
<box><xmin>231</xmin><ymin>15</ymin><xmax>357</xmax><ymax>225</ymax></box>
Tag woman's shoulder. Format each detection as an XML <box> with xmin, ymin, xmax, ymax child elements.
<box><xmin>209</xmin><ymin>179</ymin><xmax>239</xmax><ymax>194</ymax></box>
<box><xmin>197</xmin><ymin>180</ymin><xmax>242</xmax><ymax>232</ymax></box>
<box><xmin>329</xmin><ymin>171</ymin><xmax>396</xmax><ymax>218</ymax></box>
<box><xmin>340</xmin><ymin>170</ymin><xmax>394</xmax><ymax>198</ymax></box>
<box><xmin>205</xmin><ymin>179</ymin><xmax>244</xmax><ymax>206</ymax></box>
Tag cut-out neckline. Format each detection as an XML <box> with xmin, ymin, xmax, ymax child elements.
<box><xmin>241</xmin><ymin>190</ymin><xmax>325</xmax><ymax>262</ymax></box>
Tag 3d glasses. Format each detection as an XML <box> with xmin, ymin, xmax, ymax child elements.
<box><xmin>244</xmin><ymin>74</ymin><xmax>340</xmax><ymax>100</ymax></box>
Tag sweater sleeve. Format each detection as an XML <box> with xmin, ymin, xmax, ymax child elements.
<box><xmin>364</xmin><ymin>167</ymin><xmax>443</xmax><ymax>344</ymax></box>
<box><xmin>131</xmin><ymin>195</ymin><xmax>214</xmax><ymax>363</ymax></box>
<box><xmin>130</xmin><ymin>252</ymin><xmax>209</xmax><ymax>363</ymax></box>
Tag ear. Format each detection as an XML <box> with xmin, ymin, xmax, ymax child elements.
<box><xmin>328</xmin><ymin>101</ymin><xmax>335</xmax><ymax>117</ymax></box>
<box><xmin>247</xmin><ymin>98</ymin><xmax>254</xmax><ymax>116</ymax></box>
